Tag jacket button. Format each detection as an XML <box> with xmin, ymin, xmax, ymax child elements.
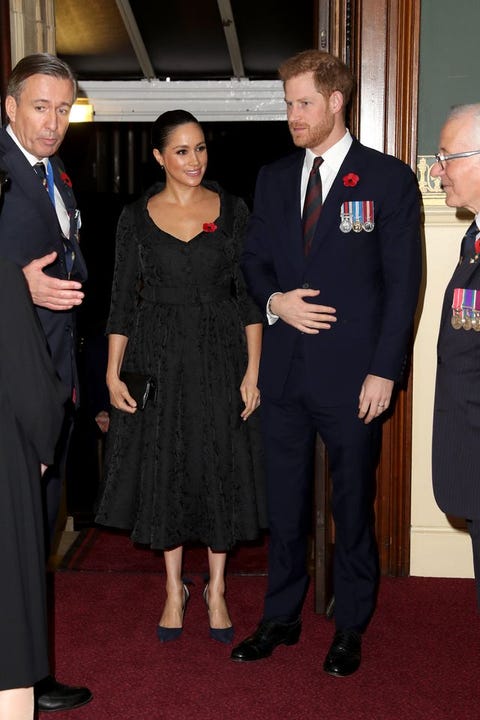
<box><xmin>302</xmin><ymin>282</ymin><xmax>310</xmax><ymax>289</ymax></box>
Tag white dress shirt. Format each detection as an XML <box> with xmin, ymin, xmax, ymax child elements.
<box><xmin>6</xmin><ymin>124</ymin><xmax>71</xmax><ymax>238</ymax></box>
<box><xmin>267</xmin><ymin>130</ymin><xmax>354</xmax><ymax>324</ymax></box>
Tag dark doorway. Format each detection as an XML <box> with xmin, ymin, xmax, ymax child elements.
<box><xmin>63</xmin><ymin>119</ymin><xmax>293</xmax><ymax>525</ymax></box>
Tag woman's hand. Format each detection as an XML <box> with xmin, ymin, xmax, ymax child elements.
<box><xmin>240</xmin><ymin>370</ymin><xmax>261</xmax><ymax>421</ymax></box>
<box><xmin>107</xmin><ymin>375</ymin><xmax>137</xmax><ymax>414</ymax></box>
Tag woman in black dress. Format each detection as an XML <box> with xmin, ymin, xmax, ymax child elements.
<box><xmin>95</xmin><ymin>110</ymin><xmax>265</xmax><ymax>643</ymax></box>
<box><xmin>0</xmin><ymin>256</ymin><xmax>65</xmax><ymax>719</ymax></box>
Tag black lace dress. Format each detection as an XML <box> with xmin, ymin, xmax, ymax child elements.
<box><xmin>95</xmin><ymin>182</ymin><xmax>266</xmax><ymax>550</ymax></box>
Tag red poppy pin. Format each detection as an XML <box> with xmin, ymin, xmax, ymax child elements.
<box><xmin>60</xmin><ymin>171</ymin><xmax>73</xmax><ymax>188</ymax></box>
<box><xmin>203</xmin><ymin>222</ymin><xmax>217</xmax><ymax>233</ymax></box>
<box><xmin>475</xmin><ymin>237</ymin><xmax>480</xmax><ymax>256</ymax></box>
<box><xmin>343</xmin><ymin>172</ymin><xmax>360</xmax><ymax>187</ymax></box>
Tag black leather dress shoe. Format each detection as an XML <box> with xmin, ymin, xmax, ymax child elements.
<box><xmin>230</xmin><ymin>618</ymin><xmax>301</xmax><ymax>662</ymax></box>
<box><xmin>35</xmin><ymin>676</ymin><xmax>93</xmax><ymax>712</ymax></box>
<box><xmin>323</xmin><ymin>630</ymin><xmax>362</xmax><ymax>677</ymax></box>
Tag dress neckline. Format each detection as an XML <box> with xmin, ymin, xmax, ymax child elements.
<box><xmin>143</xmin><ymin>181</ymin><xmax>222</xmax><ymax>244</ymax></box>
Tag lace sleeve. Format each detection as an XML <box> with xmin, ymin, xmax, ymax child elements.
<box><xmin>106</xmin><ymin>204</ymin><xmax>140</xmax><ymax>337</ymax></box>
<box><xmin>231</xmin><ymin>196</ymin><xmax>264</xmax><ymax>327</ymax></box>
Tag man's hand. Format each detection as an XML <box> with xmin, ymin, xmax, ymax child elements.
<box><xmin>270</xmin><ymin>289</ymin><xmax>336</xmax><ymax>333</ymax></box>
<box><xmin>358</xmin><ymin>374</ymin><xmax>394</xmax><ymax>424</ymax></box>
<box><xmin>23</xmin><ymin>251</ymin><xmax>84</xmax><ymax>311</ymax></box>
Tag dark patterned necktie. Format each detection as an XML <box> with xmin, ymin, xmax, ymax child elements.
<box><xmin>34</xmin><ymin>160</ymin><xmax>47</xmax><ymax>188</ymax></box>
<box><xmin>302</xmin><ymin>156</ymin><xmax>324</xmax><ymax>255</ymax></box>
<box><xmin>460</xmin><ymin>220</ymin><xmax>479</xmax><ymax>259</ymax></box>
<box><xmin>33</xmin><ymin>160</ymin><xmax>55</xmax><ymax>207</ymax></box>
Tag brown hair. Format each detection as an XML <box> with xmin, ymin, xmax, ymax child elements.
<box><xmin>7</xmin><ymin>53</ymin><xmax>77</xmax><ymax>102</ymax></box>
<box><xmin>278</xmin><ymin>50</ymin><xmax>355</xmax><ymax>108</ymax></box>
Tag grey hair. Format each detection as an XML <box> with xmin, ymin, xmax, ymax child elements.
<box><xmin>7</xmin><ymin>53</ymin><xmax>77</xmax><ymax>103</ymax></box>
<box><xmin>446</xmin><ymin>104</ymin><xmax>480</xmax><ymax>142</ymax></box>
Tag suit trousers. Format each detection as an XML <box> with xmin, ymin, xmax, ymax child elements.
<box><xmin>41</xmin><ymin>407</ymin><xmax>74</xmax><ymax>554</ymax></box>
<box><xmin>261</xmin><ymin>355</ymin><xmax>380</xmax><ymax>632</ymax></box>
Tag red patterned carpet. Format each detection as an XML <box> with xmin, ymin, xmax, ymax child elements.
<box><xmin>61</xmin><ymin>527</ymin><xmax>268</xmax><ymax>575</ymax></box>
<box><xmin>47</xmin><ymin>532</ymin><xmax>480</xmax><ymax>720</ymax></box>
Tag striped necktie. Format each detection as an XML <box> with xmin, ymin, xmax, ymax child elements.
<box><xmin>34</xmin><ymin>161</ymin><xmax>55</xmax><ymax>206</ymax></box>
<box><xmin>302</xmin><ymin>156</ymin><xmax>324</xmax><ymax>255</ymax></box>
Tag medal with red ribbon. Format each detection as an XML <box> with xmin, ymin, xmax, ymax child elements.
<box><xmin>451</xmin><ymin>287</ymin><xmax>478</xmax><ymax>330</ymax></box>
<box><xmin>339</xmin><ymin>200</ymin><xmax>375</xmax><ymax>233</ymax></box>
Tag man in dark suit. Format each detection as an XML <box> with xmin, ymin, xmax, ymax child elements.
<box><xmin>431</xmin><ymin>103</ymin><xmax>480</xmax><ymax>610</ymax></box>
<box><xmin>231</xmin><ymin>50</ymin><xmax>422</xmax><ymax>675</ymax></box>
<box><xmin>0</xmin><ymin>53</ymin><xmax>92</xmax><ymax>712</ymax></box>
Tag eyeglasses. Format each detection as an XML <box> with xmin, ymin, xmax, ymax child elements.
<box><xmin>434</xmin><ymin>149</ymin><xmax>480</xmax><ymax>170</ymax></box>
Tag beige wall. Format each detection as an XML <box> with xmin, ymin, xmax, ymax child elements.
<box><xmin>410</xmin><ymin>197</ymin><xmax>474</xmax><ymax>578</ymax></box>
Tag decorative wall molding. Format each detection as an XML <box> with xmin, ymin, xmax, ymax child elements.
<box><xmin>78</xmin><ymin>79</ymin><xmax>286</xmax><ymax>123</ymax></box>
<box><xmin>417</xmin><ymin>154</ymin><xmax>446</xmax><ymax>205</ymax></box>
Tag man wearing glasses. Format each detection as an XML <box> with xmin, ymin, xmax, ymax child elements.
<box><xmin>431</xmin><ymin>103</ymin><xmax>480</xmax><ymax>610</ymax></box>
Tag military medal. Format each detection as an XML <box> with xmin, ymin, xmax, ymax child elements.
<box><xmin>474</xmin><ymin>291</ymin><xmax>480</xmax><ymax>331</ymax></box>
<box><xmin>352</xmin><ymin>201</ymin><xmax>363</xmax><ymax>232</ymax></box>
<box><xmin>363</xmin><ymin>200</ymin><xmax>375</xmax><ymax>232</ymax></box>
<box><xmin>451</xmin><ymin>288</ymin><xmax>463</xmax><ymax>329</ymax></box>
<box><xmin>339</xmin><ymin>200</ymin><xmax>375</xmax><ymax>233</ymax></box>
<box><xmin>463</xmin><ymin>288</ymin><xmax>474</xmax><ymax>330</ymax></box>
<box><xmin>339</xmin><ymin>202</ymin><xmax>352</xmax><ymax>233</ymax></box>
<box><xmin>451</xmin><ymin>288</ymin><xmax>480</xmax><ymax>330</ymax></box>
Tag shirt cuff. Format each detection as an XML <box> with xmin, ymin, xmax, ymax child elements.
<box><xmin>266</xmin><ymin>292</ymin><xmax>281</xmax><ymax>325</ymax></box>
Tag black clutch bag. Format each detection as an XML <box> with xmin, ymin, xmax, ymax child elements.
<box><xmin>120</xmin><ymin>371</ymin><xmax>156</xmax><ymax>410</ymax></box>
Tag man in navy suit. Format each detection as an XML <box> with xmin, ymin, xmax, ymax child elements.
<box><xmin>0</xmin><ymin>54</ymin><xmax>91</xmax><ymax>711</ymax></box>
<box><xmin>231</xmin><ymin>50</ymin><xmax>421</xmax><ymax>675</ymax></box>
<box><xmin>431</xmin><ymin>104</ymin><xmax>480</xmax><ymax>611</ymax></box>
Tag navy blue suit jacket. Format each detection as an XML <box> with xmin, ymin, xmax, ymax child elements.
<box><xmin>242</xmin><ymin>139</ymin><xmax>422</xmax><ymax>405</ymax></box>
<box><xmin>433</xmin><ymin>242</ymin><xmax>480</xmax><ymax>519</ymax></box>
<box><xmin>0</xmin><ymin>128</ymin><xmax>87</xmax><ymax>395</ymax></box>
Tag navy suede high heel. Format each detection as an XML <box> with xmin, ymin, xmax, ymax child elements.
<box><xmin>157</xmin><ymin>584</ymin><xmax>190</xmax><ymax>643</ymax></box>
<box><xmin>203</xmin><ymin>584</ymin><xmax>234</xmax><ymax>644</ymax></box>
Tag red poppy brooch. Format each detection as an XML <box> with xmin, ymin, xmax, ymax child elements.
<box><xmin>343</xmin><ymin>172</ymin><xmax>360</xmax><ymax>187</ymax></box>
<box><xmin>60</xmin><ymin>171</ymin><xmax>73</xmax><ymax>188</ymax></box>
<box><xmin>203</xmin><ymin>222</ymin><xmax>217</xmax><ymax>233</ymax></box>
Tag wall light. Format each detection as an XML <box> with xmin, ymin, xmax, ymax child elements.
<box><xmin>70</xmin><ymin>98</ymin><xmax>94</xmax><ymax>123</ymax></box>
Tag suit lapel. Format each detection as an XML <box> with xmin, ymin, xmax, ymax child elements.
<box><xmin>281</xmin><ymin>151</ymin><xmax>306</xmax><ymax>270</ymax></box>
<box><xmin>0</xmin><ymin>131</ymin><xmax>87</xmax><ymax>281</ymax></box>
<box><xmin>51</xmin><ymin>158</ymin><xmax>76</xmax><ymax>215</ymax></box>
<box><xmin>307</xmin><ymin>141</ymin><xmax>362</xmax><ymax>261</ymax></box>
<box><xmin>50</xmin><ymin>157</ymin><xmax>87</xmax><ymax>281</ymax></box>
<box><xmin>1</xmin><ymin>134</ymin><xmax>66</xmax><ymax>257</ymax></box>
